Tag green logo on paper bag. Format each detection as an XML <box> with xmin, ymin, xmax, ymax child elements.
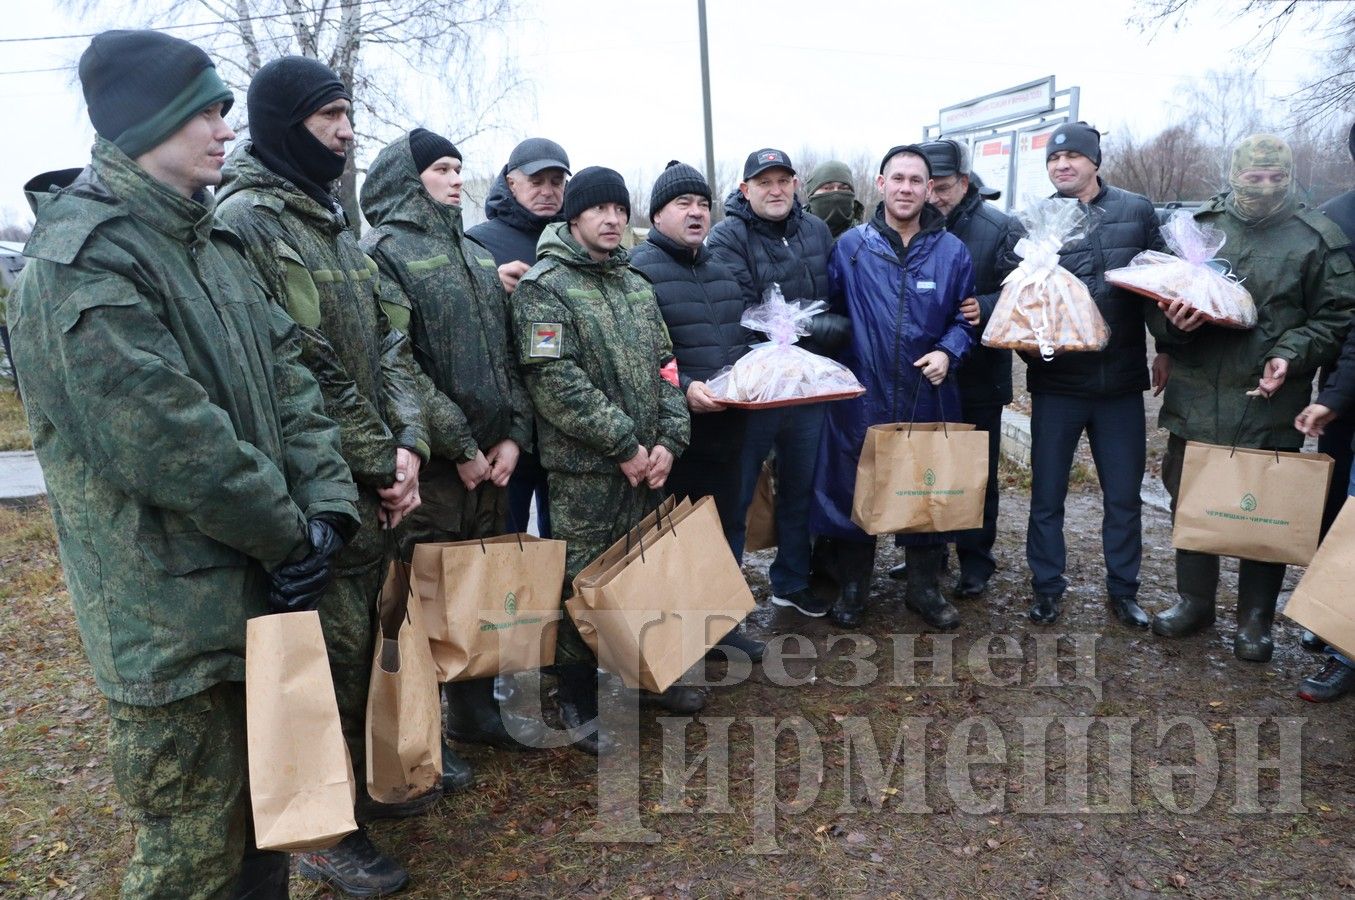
<box><xmin>505</xmin><ymin>591</ymin><xmax>518</xmax><ymax>616</ymax></box>
<box><xmin>1240</xmin><ymin>493</ymin><xmax>1258</xmax><ymax>512</ymax></box>
<box><xmin>923</xmin><ymin>469</ymin><xmax>936</xmax><ymax>486</ymax></box>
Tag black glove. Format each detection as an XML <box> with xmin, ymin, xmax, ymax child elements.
<box><xmin>267</xmin><ymin>518</ymin><xmax>345</xmax><ymax>613</ymax></box>
<box><xmin>803</xmin><ymin>312</ymin><xmax>852</xmax><ymax>354</ymax></box>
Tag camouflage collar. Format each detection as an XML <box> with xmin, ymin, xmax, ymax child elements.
<box><xmin>537</xmin><ymin>221</ymin><xmax>629</xmax><ymax>272</ymax></box>
<box><xmin>219</xmin><ymin>143</ymin><xmax>345</xmax><ymax>234</ymax></box>
<box><xmin>91</xmin><ymin>137</ymin><xmax>214</xmax><ymax>245</ymax></box>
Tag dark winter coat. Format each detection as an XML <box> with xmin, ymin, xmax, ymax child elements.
<box><xmin>359</xmin><ymin>135</ymin><xmax>533</xmax><ymax>463</ymax></box>
<box><xmin>810</xmin><ymin>204</ymin><xmax>976</xmax><ymax>544</ymax></box>
<box><xmin>630</xmin><ymin>226</ymin><xmax>749</xmax><ymax>460</ymax></box>
<box><xmin>1023</xmin><ymin>178</ymin><xmax>1165</xmax><ymax>398</ymax></box>
<box><xmin>10</xmin><ymin>139</ymin><xmax>358</xmax><ymax>705</ymax></box>
<box><xmin>706</xmin><ymin>190</ymin><xmax>849</xmax><ymax>355</ymax></box>
<box><xmin>946</xmin><ymin>183</ymin><xmax>1019</xmax><ymax>407</ymax></box>
<box><xmin>465</xmin><ymin>172</ymin><xmax>560</xmax><ymax>266</ymax></box>
<box><xmin>1153</xmin><ymin>193</ymin><xmax>1355</xmax><ymax>450</ymax></box>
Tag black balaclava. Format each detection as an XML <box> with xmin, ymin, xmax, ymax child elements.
<box><xmin>247</xmin><ymin>56</ymin><xmax>353</xmax><ymax>207</ymax></box>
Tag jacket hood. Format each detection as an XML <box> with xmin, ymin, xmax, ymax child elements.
<box><xmin>361</xmin><ymin>133</ymin><xmax>461</xmax><ymax>235</ymax></box>
<box><xmin>536</xmin><ymin>220</ymin><xmax>630</xmax><ymax>272</ymax></box>
<box><xmin>218</xmin><ymin>142</ymin><xmax>344</xmax><ymax>231</ymax></box>
<box><xmin>722</xmin><ymin>187</ymin><xmax>806</xmax><ymax>234</ymax></box>
<box><xmin>24</xmin><ymin>139</ymin><xmax>216</xmax><ymax>263</ymax></box>
<box><xmin>483</xmin><ymin>169</ymin><xmax>560</xmax><ymax>232</ymax></box>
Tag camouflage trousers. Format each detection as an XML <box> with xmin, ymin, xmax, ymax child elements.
<box><xmin>397</xmin><ymin>458</ymin><xmax>507</xmax><ymax>553</ymax></box>
<box><xmin>318</xmin><ymin>565</ymin><xmax>382</xmax><ymax>789</ymax></box>
<box><xmin>107</xmin><ymin>681</ymin><xmax>284</xmax><ymax>899</ymax></box>
<box><xmin>548</xmin><ymin>470</ymin><xmax>658</xmax><ymax>665</ymax></box>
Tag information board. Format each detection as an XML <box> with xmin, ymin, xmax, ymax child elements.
<box><xmin>1011</xmin><ymin>120</ymin><xmax>1066</xmax><ymax>210</ymax></box>
<box><xmin>969</xmin><ymin>133</ymin><xmax>1014</xmax><ymax>201</ymax></box>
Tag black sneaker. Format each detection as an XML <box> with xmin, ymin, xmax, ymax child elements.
<box><xmin>1298</xmin><ymin>657</ymin><xmax>1355</xmax><ymax>703</ymax></box>
<box><xmin>771</xmin><ymin>588</ymin><xmax>831</xmax><ymax>618</ymax></box>
<box><xmin>295</xmin><ymin>828</ymin><xmax>409</xmax><ymax>897</ymax></box>
<box><xmin>706</xmin><ymin>626</ymin><xmax>766</xmax><ymax>662</ymax></box>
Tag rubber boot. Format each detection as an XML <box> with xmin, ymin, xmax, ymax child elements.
<box><xmin>903</xmin><ymin>545</ymin><xmax>960</xmax><ymax>631</ymax></box>
<box><xmin>830</xmin><ymin>539</ymin><xmax>876</xmax><ymax>628</ymax></box>
<box><xmin>556</xmin><ymin>663</ymin><xmax>617</xmax><ymax>756</ymax></box>
<box><xmin>1152</xmin><ymin>550</ymin><xmax>1219</xmax><ymax>637</ymax></box>
<box><xmin>444</xmin><ymin>676</ymin><xmax>552</xmax><ymax>751</ymax></box>
<box><xmin>1235</xmin><ymin>560</ymin><xmax>1284</xmax><ymax>662</ymax></box>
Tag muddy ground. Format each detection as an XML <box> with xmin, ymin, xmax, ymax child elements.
<box><xmin>4</xmin><ymin>424</ymin><xmax>1354</xmax><ymax>897</ymax></box>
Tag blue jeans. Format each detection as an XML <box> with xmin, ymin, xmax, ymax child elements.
<box><xmin>729</xmin><ymin>403</ymin><xmax>826</xmax><ymax>597</ymax></box>
<box><xmin>1027</xmin><ymin>391</ymin><xmax>1145</xmax><ymax>597</ymax></box>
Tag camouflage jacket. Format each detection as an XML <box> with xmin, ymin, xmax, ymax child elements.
<box><xmin>1151</xmin><ymin>193</ymin><xmax>1355</xmax><ymax>449</ymax></box>
<box><xmin>216</xmin><ymin>145</ymin><xmax>428</xmax><ymax>572</ymax></box>
<box><xmin>511</xmin><ymin>223</ymin><xmax>689</xmax><ymax>474</ymax></box>
<box><xmin>9</xmin><ymin>138</ymin><xmax>358</xmax><ymax>705</ymax></box>
<box><xmin>359</xmin><ymin>135</ymin><xmax>532</xmax><ymax>463</ymax></box>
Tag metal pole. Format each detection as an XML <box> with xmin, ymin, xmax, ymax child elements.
<box><xmin>698</xmin><ymin>0</ymin><xmax>717</xmax><ymax>195</ymax></box>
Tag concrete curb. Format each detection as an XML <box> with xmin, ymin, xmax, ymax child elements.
<box><xmin>0</xmin><ymin>450</ymin><xmax>45</xmax><ymax>500</ymax></box>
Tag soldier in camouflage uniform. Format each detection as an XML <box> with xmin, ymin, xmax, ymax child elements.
<box><xmin>1151</xmin><ymin>133</ymin><xmax>1355</xmax><ymax>662</ymax></box>
<box><xmin>360</xmin><ymin>129</ymin><xmax>553</xmax><ymax>777</ymax></box>
<box><xmin>511</xmin><ymin>167</ymin><xmax>690</xmax><ymax>756</ymax></box>
<box><xmin>9</xmin><ymin>31</ymin><xmax>360</xmax><ymax>898</ymax></box>
<box><xmin>215</xmin><ymin>57</ymin><xmax>429</xmax><ymax>895</ymax></box>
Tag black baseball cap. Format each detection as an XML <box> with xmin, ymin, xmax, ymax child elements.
<box><xmin>743</xmin><ymin>148</ymin><xmax>795</xmax><ymax>180</ymax></box>
<box><xmin>506</xmin><ymin>137</ymin><xmax>571</xmax><ymax>176</ymax></box>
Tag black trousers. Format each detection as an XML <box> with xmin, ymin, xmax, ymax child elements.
<box><xmin>952</xmin><ymin>402</ymin><xmax>1003</xmax><ymax>581</ymax></box>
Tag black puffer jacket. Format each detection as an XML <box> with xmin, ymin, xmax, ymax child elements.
<box><xmin>465</xmin><ymin>172</ymin><xmax>560</xmax><ymax>266</ymax></box>
<box><xmin>947</xmin><ymin>184</ymin><xmax>1019</xmax><ymax>407</ymax></box>
<box><xmin>1022</xmin><ymin>178</ymin><xmax>1165</xmax><ymax>397</ymax></box>
<box><xmin>630</xmin><ymin>227</ymin><xmax>750</xmax><ymax>387</ymax></box>
<box><xmin>707</xmin><ymin>189</ymin><xmax>849</xmax><ymax>355</ymax></box>
<box><xmin>631</xmin><ymin>227</ymin><xmax>750</xmax><ymax>460</ymax></box>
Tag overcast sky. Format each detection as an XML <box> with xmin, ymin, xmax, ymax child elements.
<box><xmin>0</xmin><ymin>0</ymin><xmax>1340</xmax><ymax>225</ymax></box>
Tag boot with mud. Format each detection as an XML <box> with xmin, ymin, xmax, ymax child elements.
<box><xmin>444</xmin><ymin>676</ymin><xmax>552</xmax><ymax>751</ymax></box>
<box><xmin>1234</xmin><ymin>560</ymin><xmax>1284</xmax><ymax>662</ymax></box>
<box><xmin>903</xmin><ymin>545</ymin><xmax>959</xmax><ymax>631</ymax></box>
<box><xmin>555</xmin><ymin>663</ymin><xmax>618</xmax><ymax>757</ymax></box>
<box><xmin>1152</xmin><ymin>550</ymin><xmax>1219</xmax><ymax>638</ymax></box>
<box><xmin>830</xmin><ymin>539</ymin><xmax>877</xmax><ymax>629</ymax></box>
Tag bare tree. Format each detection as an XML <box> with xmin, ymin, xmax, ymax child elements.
<box><xmin>1101</xmin><ymin>124</ymin><xmax>1217</xmax><ymax>201</ymax></box>
<box><xmin>60</xmin><ymin>0</ymin><xmax>526</xmax><ymax>228</ymax></box>
<box><xmin>1135</xmin><ymin>0</ymin><xmax>1355</xmax><ymax>124</ymax></box>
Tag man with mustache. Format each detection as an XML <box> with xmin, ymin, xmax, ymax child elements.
<box><xmin>630</xmin><ymin>161</ymin><xmax>767</xmax><ymax>674</ymax></box>
<box><xmin>215</xmin><ymin>56</ymin><xmax>430</xmax><ymax>896</ymax></box>
<box><xmin>510</xmin><ymin>166</ymin><xmax>690</xmax><ymax>755</ymax></box>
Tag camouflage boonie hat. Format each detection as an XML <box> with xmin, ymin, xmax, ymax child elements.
<box><xmin>1230</xmin><ymin>134</ymin><xmax>1292</xmax><ymax>175</ymax></box>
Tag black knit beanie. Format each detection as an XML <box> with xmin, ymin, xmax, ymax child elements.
<box><xmin>648</xmin><ymin>160</ymin><xmax>710</xmax><ymax>219</ymax></box>
<box><xmin>563</xmin><ymin>166</ymin><xmax>630</xmax><ymax>222</ymax></box>
<box><xmin>879</xmin><ymin>144</ymin><xmax>932</xmax><ymax>177</ymax></box>
<box><xmin>408</xmin><ymin>128</ymin><xmax>461</xmax><ymax>173</ymax></box>
<box><xmin>79</xmin><ymin>30</ymin><xmax>233</xmax><ymax>158</ymax></box>
<box><xmin>1047</xmin><ymin>122</ymin><xmax>1102</xmax><ymax>167</ymax></box>
<box><xmin>247</xmin><ymin>56</ymin><xmax>353</xmax><ymax>205</ymax></box>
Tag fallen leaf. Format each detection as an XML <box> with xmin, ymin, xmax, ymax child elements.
<box><xmin>985</xmin><ymin>838</ymin><xmax>1001</xmax><ymax>850</ymax></box>
<box><xmin>1169</xmin><ymin>873</ymin><xmax>1188</xmax><ymax>889</ymax></box>
<box><xmin>845</xmin><ymin>831</ymin><xmax>868</xmax><ymax>845</ymax></box>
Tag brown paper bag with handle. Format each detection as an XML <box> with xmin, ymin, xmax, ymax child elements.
<box><xmin>246</xmin><ymin>610</ymin><xmax>357</xmax><ymax>851</ymax></box>
<box><xmin>1171</xmin><ymin>441</ymin><xmax>1332</xmax><ymax>566</ymax></box>
<box><xmin>850</xmin><ymin>422</ymin><xmax>988</xmax><ymax>535</ymax></box>
<box><xmin>365</xmin><ymin>560</ymin><xmax>441</xmax><ymax>805</ymax></box>
<box><xmin>744</xmin><ymin>460</ymin><xmax>777</xmax><ymax>552</ymax></box>
<box><xmin>1282</xmin><ymin>496</ymin><xmax>1355</xmax><ymax>659</ymax></box>
<box><xmin>566</xmin><ymin>496</ymin><xmax>755</xmax><ymax>693</ymax></box>
<box><xmin>413</xmin><ymin>534</ymin><xmax>565</xmax><ymax>682</ymax></box>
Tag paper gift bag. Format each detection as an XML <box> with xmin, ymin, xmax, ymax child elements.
<box><xmin>365</xmin><ymin>560</ymin><xmax>441</xmax><ymax>805</ymax></box>
<box><xmin>1282</xmin><ymin>497</ymin><xmax>1355</xmax><ymax>659</ymax></box>
<box><xmin>744</xmin><ymin>459</ymin><xmax>778</xmax><ymax>552</ymax></box>
<box><xmin>413</xmin><ymin>534</ymin><xmax>565</xmax><ymax>682</ymax></box>
<box><xmin>850</xmin><ymin>422</ymin><xmax>988</xmax><ymax>535</ymax></box>
<box><xmin>1171</xmin><ymin>441</ymin><xmax>1332</xmax><ymax>566</ymax></box>
<box><xmin>246</xmin><ymin>610</ymin><xmax>357</xmax><ymax>851</ymax></box>
<box><xmin>567</xmin><ymin>496</ymin><xmax>756</xmax><ymax>693</ymax></box>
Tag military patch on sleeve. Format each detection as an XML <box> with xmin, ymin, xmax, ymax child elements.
<box><xmin>529</xmin><ymin>322</ymin><xmax>563</xmax><ymax>358</ymax></box>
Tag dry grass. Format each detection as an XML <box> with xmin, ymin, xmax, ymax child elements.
<box><xmin>0</xmin><ymin>390</ymin><xmax>31</xmax><ymax>452</ymax></box>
